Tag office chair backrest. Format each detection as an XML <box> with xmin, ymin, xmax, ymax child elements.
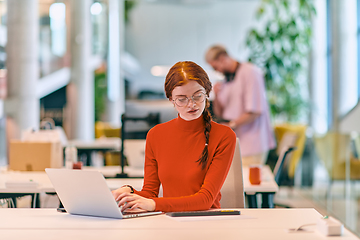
<box><xmin>124</xmin><ymin>139</ymin><xmax>146</xmax><ymax>168</ymax></box>
<box><xmin>118</xmin><ymin>113</ymin><xmax>160</xmax><ymax>177</ymax></box>
<box><xmin>274</xmin><ymin>124</ymin><xmax>306</xmax><ymax>178</ymax></box>
<box><xmin>220</xmin><ymin>138</ymin><xmax>245</xmax><ymax>208</ymax></box>
<box><xmin>121</xmin><ymin>113</ymin><xmax>160</xmax><ymax>139</ymax></box>
<box><xmin>273</xmin><ymin>146</ymin><xmax>296</xmax><ymax>185</ymax></box>
<box><xmin>314</xmin><ymin>132</ymin><xmax>353</xmax><ymax>180</ymax></box>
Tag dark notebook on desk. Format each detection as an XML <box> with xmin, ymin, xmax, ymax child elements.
<box><xmin>166</xmin><ymin>210</ymin><xmax>241</xmax><ymax>217</ymax></box>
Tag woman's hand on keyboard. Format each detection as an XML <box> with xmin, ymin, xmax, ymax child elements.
<box><xmin>111</xmin><ymin>187</ymin><xmax>132</xmax><ymax>200</ymax></box>
<box><xmin>116</xmin><ymin>192</ymin><xmax>156</xmax><ymax>212</ymax></box>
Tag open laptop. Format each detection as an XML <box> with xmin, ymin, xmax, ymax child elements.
<box><xmin>45</xmin><ymin>168</ymin><xmax>162</xmax><ymax>219</ymax></box>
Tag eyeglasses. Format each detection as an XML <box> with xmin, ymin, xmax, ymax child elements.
<box><xmin>173</xmin><ymin>92</ymin><xmax>207</xmax><ymax>107</ymax></box>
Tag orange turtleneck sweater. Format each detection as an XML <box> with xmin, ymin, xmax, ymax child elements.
<box><xmin>133</xmin><ymin>115</ymin><xmax>236</xmax><ymax>212</ymax></box>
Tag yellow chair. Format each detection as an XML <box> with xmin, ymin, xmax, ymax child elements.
<box><xmin>95</xmin><ymin>122</ymin><xmax>121</xmax><ymax>139</ymax></box>
<box><xmin>314</xmin><ymin>132</ymin><xmax>360</xmax><ymax>180</ymax></box>
<box><xmin>95</xmin><ymin>122</ymin><xmax>121</xmax><ymax>166</ymax></box>
<box><xmin>274</xmin><ymin>124</ymin><xmax>307</xmax><ymax>179</ymax></box>
<box><xmin>95</xmin><ymin>121</ymin><xmax>106</xmax><ymax>138</ymax></box>
<box><xmin>105</xmin><ymin>152</ymin><xmax>121</xmax><ymax>166</ymax></box>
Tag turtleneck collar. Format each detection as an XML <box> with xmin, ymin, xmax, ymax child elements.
<box><xmin>175</xmin><ymin>114</ymin><xmax>205</xmax><ymax>132</ymax></box>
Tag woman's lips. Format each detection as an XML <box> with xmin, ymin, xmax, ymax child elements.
<box><xmin>187</xmin><ymin>109</ymin><xmax>199</xmax><ymax>114</ymax></box>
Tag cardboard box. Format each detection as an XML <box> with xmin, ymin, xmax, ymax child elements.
<box><xmin>9</xmin><ymin>141</ymin><xmax>63</xmax><ymax>171</ymax></box>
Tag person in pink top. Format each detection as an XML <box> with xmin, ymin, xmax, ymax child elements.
<box><xmin>205</xmin><ymin>44</ymin><xmax>276</xmax><ymax>166</ymax></box>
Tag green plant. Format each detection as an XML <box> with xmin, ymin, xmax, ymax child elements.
<box><xmin>92</xmin><ymin>1</ymin><xmax>136</xmax><ymax>122</ymax></box>
<box><xmin>246</xmin><ymin>0</ymin><xmax>316</xmax><ymax>122</ymax></box>
<box><xmin>94</xmin><ymin>70</ymin><xmax>107</xmax><ymax>122</ymax></box>
<box><xmin>125</xmin><ymin>0</ymin><xmax>137</xmax><ymax>23</ymax></box>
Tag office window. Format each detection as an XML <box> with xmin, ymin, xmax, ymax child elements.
<box><xmin>337</xmin><ymin>0</ymin><xmax>358</xmax><ymax>117</ymax></box>
<box><xmin>326</xmin><ymin>0</ymin><xmax>332</xmax><ymax>130</ymax></box>
<box><xmin>358</xmin><ymin>0</ymin><xmax>360</xmax><ymax>99</ymax></box>
<box><xmin>39</xmin><ymin>0</ymin><xmax>68</xmax><ymax>77</ymax></box>
<box><xmin>49</xmin><ymin>3</ymin><xmax>66</xmax><ymax>57</ymax></box>
<box><xmin>91</xmin><ymin>1</ymin><xmax>108</xmax><ymax>56</ymax></box>
<box><xmin>311</xmin><ymin>0</ymin><xmax>328</xmax><ymax>134</ymax></box>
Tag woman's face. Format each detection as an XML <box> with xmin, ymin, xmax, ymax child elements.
<box><xmin>171</xmin><ymin>81</ymin><xmax>207</xmax><ymax>121</ymax></box>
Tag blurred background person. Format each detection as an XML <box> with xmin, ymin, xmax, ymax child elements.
<box><xmin>205</xmin><ymin>44</ymin><xmax>275</xmax><ymax>166</ymax></box>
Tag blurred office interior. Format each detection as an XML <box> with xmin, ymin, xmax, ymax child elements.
<box><xmin>1</xmin><ymin>0</ymin><xmax>360</xmax><ymax>236</ymax></box>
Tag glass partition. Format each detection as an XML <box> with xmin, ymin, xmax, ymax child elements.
<box><xmin>306</xmin><ymin>131</ymin><xmax>360</xmax><ymax>236</ymax></box>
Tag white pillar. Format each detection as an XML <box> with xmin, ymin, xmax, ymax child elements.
<box><xmin>5</xmin><ymin>0</ymin><xmax>39</xmax><ymax>137</ymax></box>
<box><xmin>106</xmin><ymin>0</ymin><xmax>125</xmax><ymax>126</ymax></box>
<box><xmin>69</xmin><ymin>0</ymin><xmax>94</xmax><ymax>140</ymax></box>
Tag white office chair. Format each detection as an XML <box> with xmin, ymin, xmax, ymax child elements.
<box><xmin>220</xmin><ymin>138</ymin><xmax>245</xmax><ymax>208</ymax></box>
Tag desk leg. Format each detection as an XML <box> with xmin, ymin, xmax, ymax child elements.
<box><xmin>246</xmin><ymin>194</ymin><xmax>258</xmax><ymax>208</ymax></box>
<box><xmin>31</xmin><ymin>193</ymin><xmax>40</xmax><ymax>208</ymax></box>
<box><xmin>86</xmin><ymin>151</ymin><xmax>91</xmax><ymax>166</ymax></box>
<box><xmin>79</xmin><ymin>151</ymin><xmax>91</xmax><ymax>166</ymax></box>
<box><xmin>261</xmin><ymin>193</ymin><xmax>274</xmax><ymax>208</ymax></box>
<box><xmin>11</xmin><ymin>197</ymin><xmax>17</xmax><ymax>208</ymax></box>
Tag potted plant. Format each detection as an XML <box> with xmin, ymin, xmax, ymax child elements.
<box><xmin>246</xmin><ymin>0</ymin><xmax>316</xmax><ymax>122</ymax></box>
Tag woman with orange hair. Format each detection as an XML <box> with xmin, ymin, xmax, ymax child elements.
<box><xmin>112</xmin><ymin>61</ymin><xmax>236</xmax><ymax>212</ymax></box>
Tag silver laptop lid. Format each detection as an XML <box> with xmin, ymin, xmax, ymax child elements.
<box><xmin>45</xmin><ymin>168</ymin><xmax>123</xmax><ymax>219</ymax></box>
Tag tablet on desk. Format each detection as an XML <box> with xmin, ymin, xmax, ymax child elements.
<box><xmin>166</xmin><ymin>210</ymin><xmax>241</xmax><ymax>217</ymax></box>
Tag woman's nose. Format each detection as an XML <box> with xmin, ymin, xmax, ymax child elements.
<box><xmin>187</xmin><ymin>98</ymin><xmax>196</xmax><ymax>107</ymax></box>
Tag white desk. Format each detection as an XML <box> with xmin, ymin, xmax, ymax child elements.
<box><xmin>1</xmin><ymin>166</ymin><xmax>275</xmax><ymax>192</ymax></box>
<box><xmin>0</xmin><ymin>166</ymin><xmax>276</xmax><ymax>208</ymax></box>
<box><xmin>0</xmin><ymin>169</ymin><xmax>143</xmax><ymax>193</ymax></box>
<box><xmin>67</xmin><ymin>138</ymin><xmax>121</xmax><ymax>166</ymax></box>
<box><xmin>242</xmin><ymin>165</ymin><xmax>278</xmax><ymax>193</ymax></box>
<box><xmin>242</xmin><ymin>165</ymin><xmax>279</xmax><ymax>208</ymax></box>
<box><xmin>0</xmin><ymin>171</ymin><xmax>54</xmax><ymax>193</ymax></box>
<box><xmin>0</xmin><ymin>208</ymin><xmax>358</xmax><ymax>240</ymax></box>
<box><xmin>0</xmin><ymin>168</ymin><xmax>144</xmax><ymax>207</ymax></box>
<box><xmin>82</xmin><ymin>166</ymin><xmax>144</xmax><ymax>178</ymax></box>
<box><xmin>67</xmin><ymin>138</ymin><xmax>121</xmax><ymax>150</ymax></box>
